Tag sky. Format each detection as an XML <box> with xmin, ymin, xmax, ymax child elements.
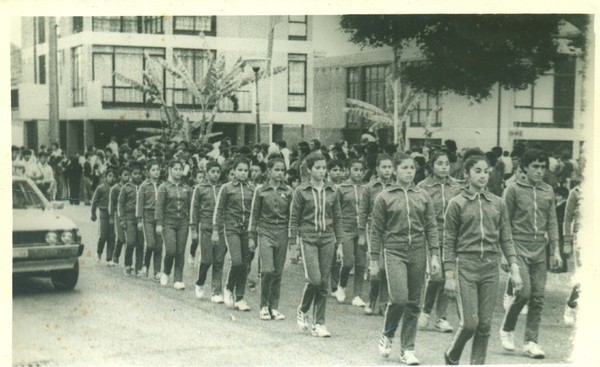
<box><xmin>10</xmin><ymin>15</ymin><xmax>365</xmax><ymax>57</ymax></box>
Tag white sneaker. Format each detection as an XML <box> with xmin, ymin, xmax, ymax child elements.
<box><xmin>195</xmin><ymin>285</ymin><xmax>205</xmax><ymax>299</ymax></box>
<box><xmin>503</xmin><ymin>293</ymin><xmax>514</xmax><ymax>311</ymax></box>
<box><xmin>259</xmin><ymin>307</ymin><xmax>271</xmax><ymax>320</ymax></box>
<box><xmin>523</xmin><ymin>341</ymin><xmax>546</xmax><ymax>359</ymax></box>
<box><xmin>211</xmin><ymin>294</ymin><xmax>224</xmax><ymax>304</ymax></box>
<box><xmin>521</xmin><ymin>304</ymin><xmax>529</xmax><ymax>315</ymax></box>
<box><xmin>311</xmin><ymin>324</ymin><xmax>331</xmax><ymax>338</ymax></box>
<box><xmin>364</xmin><ymin>306</ymin><xmax>374</xmax><ymax>315</ymax></box>
<box><xmin>564</xmin><ymin>305</ymin><xmax>577</xmax><ymax>326</ymax></box>
<box><xmin>160</xmin><ymin>273</ymin><xmax>169</xmax><ymax>286</ymax></box>
<box><xmin>174</xmin><ymin>281</ymin><xmax>185</xmax><ymax>290</ymax></box>
<box><xmin>499</xmin><ymin>329</ymin><xmax>515</xmax><ymax>351</ymax></box>
<box><xmin>352</xmin><ymin>296</ymin><xmax>366</xmax><ymax>307</ymax></box>
<box><xmin>155</xmin><ymin>272</ymin><xmax>163</xmax><ymax>281</ymax></box>
<box><xmin>399</xmin><ymin>350</ymin><xmax>420</xmax><ymax>365</ymax></box>
<box><xmin>271</xmin><ymin>309</ymin><xmax>286</xmax><ymax>320</ymax></box>
<box><xmin>417</xmin><ymin>312</ymin><xmax>430</xmax><ymax>329</ymax></box>
<box><xmin>235</xmin><ymin>299</ymin><xmax>251</xmax><ymax>312</ymax></box>
<box><xmin>297</xmin><ymin>307</ymin><xmax>309</xmax><ymax>331</ymax></box>
<box><xmin>379</xmin><ymin>334</ymin><xmax>392</xmax><ymax>358</ymax></box>
<box><xmin>334</xmin><ymin>287</ymin><xmax>346</xmax><ymax>303</ymax></box>
<box><xmin>223</xmin><ymin>289</ymin><xmax>234</xmax><ymax>308</ymax></box>
<box><xmin>434</xmin><ymin>318</ymin><xmax>453</xmax><ymax>333</ymax></box>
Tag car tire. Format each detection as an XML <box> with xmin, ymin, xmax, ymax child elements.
<box><xmin>51</xmin><ymin>261</ymin><xmax>79</xmax><ymax>291</ymax></box>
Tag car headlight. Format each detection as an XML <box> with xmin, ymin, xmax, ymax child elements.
<box><xmin>46</xmin><ymin>231</ymin><xmax>58</xmax><ymax>245</ymax></box>
<box><xmin>61</xmin><ymin>231</ymin><xmax>74</xmax><ymax>244</ymax></box>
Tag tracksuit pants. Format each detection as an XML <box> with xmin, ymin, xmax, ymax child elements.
<box><xmin>258</xmin><ymin>224</ymin><xmax>288</xmax><ymax>310</ymax></box>
<box><xmin>113</xmin><ymin>212</ymin><xmax>126</xmax><ymax>264</ymax></box>
<box><xmin>224</xmin><ymin>224</ymin><xmax>251</xmax><ymax>301</ymax></box>
<box><xmin>162</xmin><ymin>220</ymin><xmax>189</xmax><ymax>283</ymax></box>
<box><xmin>124</xmin><ymin>217</ymin><xmax>144</xmax><ymax>272</ymax></box>
<box><xmin>331</xmin><ymin>243</ymin><xmax>341</xmax><ymax>293</ymax></box>
<box><xmin>422</xmin><ymin>244</ymin><xmax>450</xmax><ymax>318</ymax></box>
<box><xmin>339</xmin><ymin>224</ymin><xmax>366</xmax><ymax>297</ymax></box>
<box><xmin>501</xmin><ymin>249</ymin><xmax>547</xmax><ymax>344</ymax></box>
<box><xmin>368</xmin><ymin>252</ymin><xmax>389</xmax><ymax>313</ymax></box>
<box><xmin>381</xmin><ymin>247</ymin><xmax>426</xmax><ymax>352</ymax></box>
<box><xmin>196</xmin><ymin>223</ymin><xmax>227</xmax><ymax>296</ymax></box>
<box><xmin>142</xmin><ymin>215</ymin><xmax>163</xmax><ymax>276</ymax></box>
<box><xmin>446</xmin><ymin>253</ymin><xmax>500</xmax><ymax>365</ymax></box>
<box><xmin>97</xmin><ymin>209</ymin><xmax>115</xmax><ymax>262</ymax></box>
<box><xmin>298</xmin><ymin>232</ymin><xmax>335</xmax><ymax>326</ymax></box>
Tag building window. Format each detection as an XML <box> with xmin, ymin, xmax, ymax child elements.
<box><xmin>38</xmin><ymin>55</ymin><xmax>46</xmax><ymax>85</ymax></box>
<box><xmin>170</xmin><ymin>49</ymin><xmax>213</xmax><ymax>106</ymax></box>
<box><xmin>92</xmin><ymin>16</ymin><xmax>141</xmax><ymax>33</ymax></box>
<box><xmin>37</xmin><ymin>17</ymin><xmax>46</xmax><ymax>43</ymax></box>
<box><xmin>92</xmin><ymin>45</ymin><xmax>165</xmax><ymax>107</ymax></box>
<box><xmin>72</xmin><ymin>46</ymin><xmax>84</xmax><ymax>106</ymax></box>
<box><xmin>173</xmin><ymin>16</ymin><xmax>216</xmax><ymax>36</ymax></box>
<box><xmin>400</xmin><ymin>61</ymin><xmax>442</xmax><ymax>127</ymax></box>
<box><xmin>11</xmin><ymin>89</ymin><xmax>18</xmax><ymax>109</ymax></box>
<box><xmin>345</xmin><ymin>64</ymin><xmax>389</xmax><ymax>127</ymax></box>
<box><xmin>143</xmin><ymin>16</ymin><xmax>164</xmax><ymax>34</ymax></box>
<box><xmin>288</xmin><ymin>16</ymin><xmax>307</xmax><ymax>40</ymax></box>
<box><xmin>288</xmin><ymin>54</ymin><xmax>307</xmax><ymax>112</ymax></box>
<box><xmin>513</xmin><ymin>57</ymin><xmax>576</xmax><ymax>128</ymax></box>
<box><xmin>73</xmin><ymin>17</ymin><xmax>83</xmax><ymax>33</ymax></box>
<box><xmin>346</xmin><ymin>67</ymin><xmax>363</xmax><ymax>128</ymax></box>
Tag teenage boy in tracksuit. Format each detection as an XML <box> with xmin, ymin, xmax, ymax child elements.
<box><xmin>190</xmin><ymin>161</ymin><xmax>226</xmax><ymax>303</ymax></box>
<box><xmin>118</xmin><ymin>164</ymin><xmax>145</xmax><ymax>276</ymax></box>
<box><xmin>136</xmin><ymin>161</ymin><xmax>163</xmax><ymax>280</ymax></box>
<box><xmin>109</xmin><ymin>168</ymin><xmax>130</xmax><ymax>266</ymax></box>
<box><xmin>91</xmin><ymin>168</ymin><xmax>117</xmax><ymax>263</ymax></box>
<box><xmin>499</xmin><ymin>148</ymin><xmax>563</xmax><ymax>359</ymax></box>
<box><xmin>334</xmin><ymin>159</ymin><xmax>367</xmax><ymax>306</ymax></box>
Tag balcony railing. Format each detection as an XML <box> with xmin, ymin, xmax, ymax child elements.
<box><xmin>102</xmin><ymin>86</ymin><xmax>251</xmax><ymax>113</ymax></box>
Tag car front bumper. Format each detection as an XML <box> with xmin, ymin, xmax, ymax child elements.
<box><xmin>12</xmin><ymin>243</ymin><xmax>84</xmax><ymax>274</ymax></box>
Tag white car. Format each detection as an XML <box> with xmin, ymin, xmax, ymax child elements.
<box><xmin>13</xmin><ymin>177</ymin><xmax>84</xmax><ymax>290</ymax></box>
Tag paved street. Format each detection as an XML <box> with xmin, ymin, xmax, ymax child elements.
<box><xmin>13</xmin><ymin>205</ymin><xmax>576</xmax><ymax>366</ymax></box>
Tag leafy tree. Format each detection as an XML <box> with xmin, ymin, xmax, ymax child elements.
<box><xmin>340</xmin><ymin>14</ymin><xmax>589</xmax><ymax>100</ymax></box>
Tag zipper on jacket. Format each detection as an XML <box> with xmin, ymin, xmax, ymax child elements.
<box><xmin>478</xmin><ymin>194</ymin><xmax>484</xmax><ymax>259</ymax></box>
<box><xmin>403</xmin><ymin>189</ymin><xmax>412</xmax><ymax>248</ymax></box>
<box><xmin>322</xmin><ymin>188</ymin><xmax>327</xmax><ymax>231</ymax></box>
<box><xmin>533</xmin><ymin>187</ymin><xmax>538</xmax><ymax>241</ymax></box>
<box><xmin>241</xmin><ymin>184</ymin><xmax>246</xmax><ymax>224</ymax></box>
<box><xmin>354</xmin><ymin>185</ymin><xmax>360</xmax><ymax>227</ymax></box>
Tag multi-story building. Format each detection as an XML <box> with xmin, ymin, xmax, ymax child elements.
<box><xmin>314</xmin><ymin>47</ymin><xmax>588</xmax><ymax>158</ymax></box>
<box><xmin>16</xmin><ymin>16</ymin><xmax>314</xmax><ymax>154</ymax></box>
<box><xmin>11</xmin><ymin>43</ymin><xmax>22</xmax><ymax>146</ymax></box>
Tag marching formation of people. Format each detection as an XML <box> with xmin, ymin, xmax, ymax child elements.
<box><xmin>12</xmin><ymin>133</ymin><xmax>584</xmax><ymax>365</ymax></box>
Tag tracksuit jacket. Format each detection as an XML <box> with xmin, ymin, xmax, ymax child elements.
<box><xmin>288</xmin><ymin>182</ymin><xmax>343</xmax><ymax>241</ymax></box>
<box><xmin>155</xmin><ymin>180</ymin><xmax>192</xmax><ymax>227</ymax></box>
<box><xmin>336</xmin><ymin>181</ymin><xmax>364</xmax><ymax>233</ymax></box>
<box><xmin>416</xmin><ymin>176</ymin><xmax>462</xmax><ymax>243</ymax></box>
<box><xmin>108</xmin><ymin>182</ymin><xmax>123</xmax><ymax>217</ymax></box>
<box><xmin>358</xmin><ymin>178</ymin><xmax>394</xmax><ymax>233</ymax></box>
<box><xmin>443</xmin><ymin>189</ymin><xmax>518</xmax><ymax>271</ymax></box>
<box><xmin>213</xmin><ymin>181</ymin><xmax>255</xmax><ymax>231</ymax></box>
<box><xmin>369</xmin><ymin>183</ymin><xmax>440</xmax><ymax>257</ymax></box>
<box><xmin>118</xmin><ymin>182</ymin><xmax>139</xmax><ymax>221</ymax></box>
<box><xmin>189</xmin><ymin>182</ymin><xmax>222</xmax><ymax>230</ymax></box>
<box><xmin>248</xmin><ymin>183</ymin><xmax>293</xmax><ymax>238</ymax></box>
<box><xmin>503</xmin><ymin>180</ymin><xmax>559</xmax><ymax>258</ymax></box>
<box><xmin>91</xmin><ymin>182</ymin><xmax>111</xmax><ymax>214</ymax></box>
<box><xmin>136</xmin><ymin>179</ymin><xmax>160</xmax><ymax>222</ymax></box>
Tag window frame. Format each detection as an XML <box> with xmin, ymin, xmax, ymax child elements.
<box><xmin>288</xmin><ymin>15</ymin><xmax>307</xmax><ymax>41</ymax></box>
<box><xmin>71</xmin><ymin>46</ymin><xmax>84</xmax><ymax>107</ymax></box>
<box><xmin>172</xmin><ymin>16</ymin><xmax>217</xmax><ymax>36</ymax></box>
<box><xmin>37</xmin><ymin>17</ymin><xmax>46</xmax><ymax>44</ymax></box>
<box><xmin>287</xmin><ymin>53</ymin><xmax>307</xmax><ymax>112</ymax></box>
<box><xmin>72</xmin><ymin>16</ymin><xmax>83</xmax><ymax>33</ymax></box>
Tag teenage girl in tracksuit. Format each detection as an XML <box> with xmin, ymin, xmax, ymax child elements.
<box><xmin>369</xmin><ymin>153</ymin><xmax>440</xmax><ymax>365</ymax></box>
<box><xmin>190</xmin><ymin>161</ymin><xmax>226</xmax><ymax>303</ymax></box>
<box><xmin>212</xmin><ymin>156</ymin><xmax>255</xmax><ymax>311</ymax></box>
<box><xmin>91</xmin><ymin>168</ymin><xmax>117</xmax><ymax>263</ymax></box>
<box><xmin>118</xmin><ymin>164</ymin><xmax>144</xmax><ymax>276</ymax></box>
<box><xmin>290</xmin><ymin>151</ymin><xmax>343</xmax><ymax>338</ymax></box>
<box><xmin>334</xmin><ymin>158</ymin><xmax>367</xmax><ymax>306</ymax></box>
<box><xmin>136</xmin><ymin>160</ymin><xmax>163</xmax><ymax>280</ymax></box>
<box><xmin>499</xmin><ymin>148</ymin><xmax>562</xmax><ymax>359</ymax></box>
<box><xmin>248</xmin><ymin>156</ymin><xmax>293</xmax><ymax>321</ymax></box>
<box><xmin>156</xmin><ymin>159</ymin><xmax>193</xmax><ymax>290</ymax></box>
<box><xmin>109</xmin><ymin>168</ymin><xmax>130</xmax><ymax>266</ymax></box>
<box><xmin>443</xmin><ymin>150</ymin><xmax>523</xmax><ymax>365</ymax></box>
<box><xmin>416</xmin><ymin>149</ymin><xmax>462</xmax><ymax>333</ymax></box>
<box><xmin>358</xmin><ymin>154</ymin><xmax>395</xmax><ymax>315</ymax></box>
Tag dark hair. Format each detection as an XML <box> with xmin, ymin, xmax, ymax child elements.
<box><xmin>129</xmin><ymin>162</ymin><xmax>143</xmax><ymax>173</ymax></box>
<box><xmin>119</xmin><ymin>166</ymin><xmax>131</xmax><ymax>175</ymax></box>
<box><xmin>305</xmin><ymin>151</ymin><xmax>326</xmax><ymax>170</ymax></box>
<box><xmin>146</xmin><ymin>159</ymin><xmax>160</xmax><ymax>171</ymax></box>
<box><xmin>232</xmin><ymin>156</ymin><xmax>250</xmax><ymax>170</ymax></box>
<box><xmin>376</xmin><ymin>154</ymin><xmax>393</xmax><ymax>167</ymax></box>
<box><xmin>298</xmin><ymin>141</ymin><xmax>310</xmax><ymax>156</ymax></box>
<box><xmin>311</xmin><ymin>139</ymin><xmax>322</xmax><ymax>150</ymax></box>
<box><xmin>267</xmin><ymin>156</ymin><xmax>285</xmax><ymax>169</ymax></box>
<box><xmin>555</xmin><ymin>186</ymin><xmax>569</xmax><ymax>199</ymax></box>
<box><xmin>520</xmin><ymin>148</ymin><xmax>549</xmax><ymax>171</ymax></box>
<box><xmin>485</xmin><ymin>151</ymin><xmax>498</xmax><ymax>168</ymax></box>
<box><xmin>462</xmin><ymin>148</ymin><xmax>489</xmax><ymax>174</ymax></box>
<box><xmin>491</xmin><ymin>146</ymin><xmax>503</xmax><ymax>158</ymax></box>
<box><xmin>277</xmin><ymin>140</ymin><xmax>287</xmax><ymax>149</ymax></box>
<box><xmin>347</xmin><ymin>158</ymin><xmax>364</xmax><ymax>169</ymax></box>
<box><xmin>23</xmin><ymin>149</ymin><xmax>32</xmax><ymax>156</ymax></box>
<box><xmin>327</xmin><ymin>159</ymin><xmax>344</xmax><ymax>171</ymax></box>
<box><xmin>168</xmin><ymin>159</ymin><xmax>184</xmax><ymax>169</ymax></box>
<box><xmin>393</xmin><ymin>152</ymin><xmax>413</xmax><ymax>167</ymax></box>
<box><xmin>205</xmin><ymin>161</ymin><xmax>221</xmax><ymax>172</ymax></box>
<box><xmin>428</xmin><ymin>148</ymin><xmax>450</xmax><ymax>168</ymax></box>
<box><xmin>38</xmin><ymin>151</ymin><xmax>48</xmax><ymax>158</ymax></box>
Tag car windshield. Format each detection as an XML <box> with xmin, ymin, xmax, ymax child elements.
<box><xmin>13</xmin><ymin>181</ymin><xmax>46</xmax><ymax>209</ymax></box>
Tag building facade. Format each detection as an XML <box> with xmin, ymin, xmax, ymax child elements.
<box><xmin>314</xmin><ymin>47</ymin><xmax>588</xmax><ymax>158</ymax></box>
<box><xmin>16</xmin><ymin>16</ymin><xmax>314</xmax><ymax>154</ymax></box>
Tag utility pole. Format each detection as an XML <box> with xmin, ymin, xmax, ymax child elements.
<box><xmin>48</xmin><ymin>17</ymin><xmax>60</xmax><ymax>144</ymax></box>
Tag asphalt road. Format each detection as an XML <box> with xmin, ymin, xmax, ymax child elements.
<box><xmin>13</xmin><ymin>205</ymin><xmax>577</xmax><ymax>366</ymax></box>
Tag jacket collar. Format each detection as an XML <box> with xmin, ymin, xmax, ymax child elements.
<box><xmin>387</xmin><ymin>182</ymin><xmax>421</xmax><ymax>193</ymax></box>
<box><xmin>461</xmin><ymin>188</ymin><xmax>493</xmax><ymax>202</ymax></box>
<box><xmin>300</xmin><ymin>181</ymin><xmax>336</xmax><ymax>191</ymax></box>
<box><xmin>516</xmin><ymin>179</ymin><xmax>551</xmax><ymax>191</ymax></box>
<box><xmin>420</xmin><ymin>175</ymin><xmax>460</xmax><ymax>188</ymax></box>
<box><xmin>371</xmin><ymin>177</ymin><xmax>394</xmax><ymax>188</ymax></box>
<box><xmin>261</xmin><ymin>182</ymin><xmax>288</xmax><ymax>192</ymax></box>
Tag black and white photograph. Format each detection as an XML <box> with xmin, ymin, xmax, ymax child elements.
<box><xmin>4</xmin><ymin>1</ymin><xmax>598</xmax><ymax>366</ymax></box>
